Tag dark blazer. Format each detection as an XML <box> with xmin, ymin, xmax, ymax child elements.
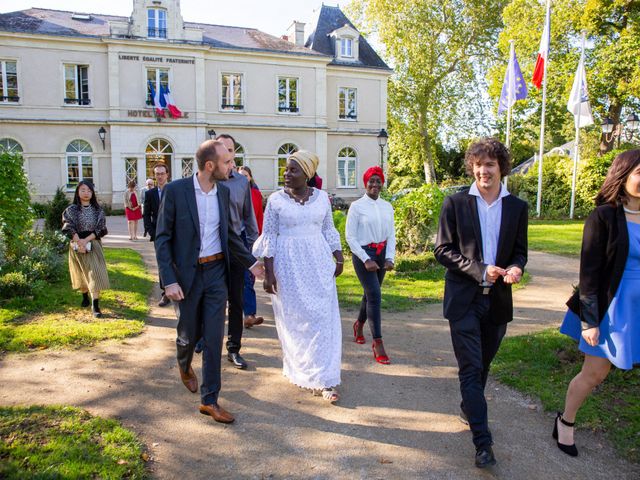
<box><xmin>154</xmin><ymin>177</ymin><xmax>256</xmax><ymax>296</ymax></box>
<box><xmin>143</xmin><ymin>186</ymin><xmax>161</xmax><ymax>241</ymax></box>
<box><xmin>434</xmin><ymin>190</ymin><xmax>528</xmax><ymax>324</ymax></box>
<box><xmin>566</xmin><ymin>204</ymin><xmax>629</xmax><ymax>328</ymax></box>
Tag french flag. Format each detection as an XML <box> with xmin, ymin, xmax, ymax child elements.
<box><xmin>148</xmin><ymin>81</ymin><xmax>165</xmax><ymax>117</ymax></box>
<box><xmin>531</xmin><ymin>0</ymin><xmax>551</xmax><ymax>89</ymax></box>
<box><xmin>162</xmin><ymin>85</ymin><xmax>183</xmax><ymax>118</ymax></box>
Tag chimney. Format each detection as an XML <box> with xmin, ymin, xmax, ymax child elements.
<box><xmin>286</xmin><ymin>20</ymin><xmax>305</xmax><ymax>47</ymax></box>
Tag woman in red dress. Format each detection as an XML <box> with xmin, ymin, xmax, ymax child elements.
<box><xmin>124</xmin><ymin>180</ymin><xmax>143</xmax><ymax>240</ymax></box>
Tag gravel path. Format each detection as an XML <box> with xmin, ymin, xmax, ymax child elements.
<box><xmin>1</xmin><ymin>217</ymin><xmax>637</xmax><ymax>479</ymax></box>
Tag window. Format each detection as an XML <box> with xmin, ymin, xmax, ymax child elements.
<box><xmin>338</xmin><ymin>87</ymin><xmax>357</xmax><ymax>120</ymax></box>
<box><xmin>145</xmin><ymin>138</ymin><xmax>173</xmax><ymax>179</ymax></box>
<box><xmin>125</xmin><ymin>158</ymin><xmax>137</xmax><ymax>186</ymax></box>
<box><xmin>147</xmin><ymin>8</ymin><xmax>167</xmax><ymax>38</ymax></box>
<box><xmin>234</xmin><ymin>143</ymin><xmax>245</xmax><ymax>167</ymax></box>
<box><xmin>0</xmin><ymin>138</ymin><xmax>23</xmax><ymax>153</ymax></box>
<box><xmin>0</xmin><ymin>60</ymin><xmax>18</xmax><ymax>103</ymax></box>
<box><xmin>66</xmin><ymin>140</ymin><xmax>93</xmax><ymax>187</ymax></box>
<box><xmin>337</xmin><ymin>147</ymin><xmax>357</xmax><ymax>188</ymax></box>
<box><xmin>146</xmin><ymin>67</ymin><xmax>169</xmax><ymax>105</ymax></box>
<box><xmin>64</xmin><ymin>64</ymin><xmax>90</xmax><ymax>105</ymax></box>
<box><xmin>181</xmin><ymin>158</ymin><xmax>194</xmax><ymax>178</ymax></box>
<box><xmin>277</xmin><ymin>143</ymin><xmax>298</xmax><ymax>186</ymax></box>
<box><xmin>340</xmin><ymin>38</ymin><xmax>353</xmax><ymax>58</ymax></box>
<box><xmin>278</xmin><ymin>77</ymin><xmax>299</xmax><ymax>113</ymax></box>
<box><xmin>221</xmin><ymin>73</ymin><xmax>244</xmax><ymax>111</ymax></box>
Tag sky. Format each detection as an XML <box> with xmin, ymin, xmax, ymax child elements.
<box><xmin>0</xmin><ymin>0</ymin><xmax>342</xmax><ymax>38</ymax></box>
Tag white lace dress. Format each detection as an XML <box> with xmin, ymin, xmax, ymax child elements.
<box><xmin>253</xmin><ymin>188</ymin><xmax>342</xmax><ymax>389</ymax></box>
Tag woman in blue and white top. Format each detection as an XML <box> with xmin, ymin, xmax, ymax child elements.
<box><xmin>346</xmin><ymin>166</ymin><xmax>396</xmax><ymax>364</ymax></box>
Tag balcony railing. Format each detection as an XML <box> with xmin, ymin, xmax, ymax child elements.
<box><xmin>0</xmin><ymin>95</ymin><xmax>19</xmax><ymax>102</ymax></box>
<box><xmin>221</xmin><ymin>103</ymin><xmax>244</xmax><ymax>110</ymax></box>
<box><xmin>339</xmin><ymin>113</ymin><xmax>357</xmax><ymax>120</ymax></box>
<box><xmin>278</xmin><ymin>105</ymin><xmax>299</xmax><ymax>113</ymax></box>
<box><xmin>148</xmin><ymin>27</ymin><xmax>167</xmax><ymax>38</ymax></box>
<box><xmin>64</xmin><ymin>98</ymin><xmax>91</xmax><ymax>106</ymax></box>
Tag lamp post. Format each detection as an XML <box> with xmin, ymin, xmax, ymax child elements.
<box><xmin>601</xmin><ymin>112</ymin><xmax>639</xmax><ymax>147</ymax></box>
<box><xmin>98</xmin><ymin>126</ymin><xmax>106</xmax><ymax>150</ymax></box>
<box><xmin>208</xmin><ymin>128</ymin><xmax>216</xmax><ymax>140</ymax></box>
<box><xmin>376</xmin><ymin>128</ymin><xmax>388</xmax><ymax>170</ymax></box>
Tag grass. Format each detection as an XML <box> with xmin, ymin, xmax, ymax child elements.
<box><xmin>336</xmin><ymin>261</ymin><xmax>529</xmax><ymax>311</ymax></box>
<box><xmin>0</xmin><ymin>405</ymin><xmax>148</xmax><ymax>479</ymax></box>
<box><xmin>493</xmin><ymin>328</ymin><xmax>640</xmax><ymax>462</ymax></box>
<box><xmin>528</xmin><ymin>219</ymin><xmax>585</xmax><ymax>256</ymax></box>
<box><xmin>0</xmin><ymin>248</ymin><xmax>153</xmax><ymax>354</ymax></box>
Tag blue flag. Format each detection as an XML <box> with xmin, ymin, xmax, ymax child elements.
<box><xmin>498</xmin><ymin>49</ymin><xmax>528</xmax><ymax>115</ymax></box>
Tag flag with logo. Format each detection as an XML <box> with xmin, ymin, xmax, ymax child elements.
<box><xmin>567</xmin><ymin>55</ymin><xmax>594</xmax><ymax>128</ymax></box>
<box><xmin>498</xmin><ymin>48</ymin><xmax>528</xmax><ymax>115</ymax></box>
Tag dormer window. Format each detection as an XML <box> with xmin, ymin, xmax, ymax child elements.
<box><xmin>147</xmin><ymin>8</ymin><xmax>167</xmax><ymax>38</ymax></box>
<box><xmin>340</xmin><ymin>38</ymin><xmax>353</xmax><ymax>58</ymax></box>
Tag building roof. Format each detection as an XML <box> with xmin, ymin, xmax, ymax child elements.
<box><xmin>305</xmin><ymin>5</ymin><xmax>390</xmax><ymax>71</ymax></box>
<box><xmin>0</xmin><ymin>8</ymin><xmax>326</xmax><ymax>57</ymax></box>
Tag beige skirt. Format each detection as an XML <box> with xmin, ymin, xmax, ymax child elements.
<box><xmin>68</xmin><ymin>239</ymin><xmax>110</xmax><ymax>295</ymax></box>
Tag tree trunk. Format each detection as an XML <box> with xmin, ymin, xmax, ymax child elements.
<box><xmin>600</xmin><ymin>101</ymin><xmax>623</xmax><ymax>154</ymax></box>
<box><xmin>419</xmin><ymin>116</ymin><xmax>437</xmax><ymax>183</ymax></box>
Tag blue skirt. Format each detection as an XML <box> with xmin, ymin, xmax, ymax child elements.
<box><xmin>560</xmin><ymin>270</ymin><xmax>640</xmax><ymax>370</ymax></box>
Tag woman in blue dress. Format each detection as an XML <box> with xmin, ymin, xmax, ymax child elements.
<box><xmin>555</xmin><ymin>150</ymin><xmax>640</xmax><ymax>457</ymax></box>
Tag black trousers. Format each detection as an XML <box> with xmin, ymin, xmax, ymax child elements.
<box><xmin>153</xmin><ymin>238</ymin><xmax>165</xmax><ymax>295</ymax></box>
<box><xmin>175</xmin><ymin>260</ymin><xmax>227</xmax><ymax>405</ymax></box>
<box><xmin>448</xmin><ymin>291</ymin><xmax>507</xmax><ymax>449</ymax></box>
<box><xmin>352</xmin><ymin>246</ymin><xmax>387</xmax><ymax>339</ymax></box>
<box><xmin>226</xmin><ymin>255</ymin><xmax>245</xmax><ymax>354</ymax></box>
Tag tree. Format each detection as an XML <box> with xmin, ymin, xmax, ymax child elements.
<box><xmin>347</xmin><ymin>0</ymin><xmax>507</xmax><ymax>183</ymax></box>
<box><xmin>0</xmin><ymin>152</ymin><xmax>32</xmax><ymax>250</ymax></box>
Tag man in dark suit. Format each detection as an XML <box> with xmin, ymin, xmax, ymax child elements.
<box><xmin>155</xmin><ymin>139</ymin><xmax>263</xmax><ymax>423</ymax></box>
<box><xmin>143</xmin><ymin>163</ymin><xmax>171</xmax><ymax>306</ymax></box>
<box><xmin>434</xmin><ymin>138</ymin><xmax>528</xmax><ymax>468</ymax></box>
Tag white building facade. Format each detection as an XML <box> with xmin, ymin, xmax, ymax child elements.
<box><xmin>0</xmin><ymin>1</ymin><xmax>391</xmax><ymax>206</ymax></box>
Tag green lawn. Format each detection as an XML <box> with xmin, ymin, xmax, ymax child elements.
<box><xmin>0</xmin><ymin>405</ymin><xmax>148</xmax><ymax>479</ymax></box>
<box><xmin>493</xmin><ymin>329</ymin><xmax>640</xmax><ymax>462</ymax></box>
<box><xmin>528</xmin><ymin>220</ymin><xmax>584</xmax><ymax>256</ymax></box>
<box><xmin>0</xmin><ymin>248</ymin><xmax>152</xmax><ymax>353</ymax></box>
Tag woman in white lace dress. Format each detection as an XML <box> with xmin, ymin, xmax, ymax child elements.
<box><xmin>253</xmin><ymin>151</ymin><xmax>344</xmax><ymax>402</ymax></box>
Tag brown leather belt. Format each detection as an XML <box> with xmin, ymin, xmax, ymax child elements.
<box><xmin>198</xmin><ymin>253</ymin><xmax>224</xmax><ymax>264</ymax></box>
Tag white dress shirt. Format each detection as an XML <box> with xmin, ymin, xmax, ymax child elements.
<box><xmin>468</xmin><ymin>182</ymin><xmax>510</xmax><ymax>279</ymax></box>
<box><xmin>193</xmin><ymin>173</ymin><xmax>222</xmax><ymax>257</ymax></box>
<box><xmin>345</xmin><ymin>193</ymin><xmax>396</xmax><ymax>263</ymax></box>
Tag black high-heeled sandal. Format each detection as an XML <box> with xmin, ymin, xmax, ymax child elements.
<box><xmin>552</xmin><ymin>412</ymin><xmax>578</xmax><ymax>457</ymax></box>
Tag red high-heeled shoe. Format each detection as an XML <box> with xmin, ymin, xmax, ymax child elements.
<box><xmin>372</xmin><ymin>338</ymin><xmax>390</xmax><ymax>364</ymax></box>
<box><xmin>353</xmin><ymin>320</ymin><xmax>365</xmax><ymax>344</ymax></box>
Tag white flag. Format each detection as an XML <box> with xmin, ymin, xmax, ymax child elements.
<box><xmin>567</xmin><ymin>55</ymin><xmax>594</xmax><ymax>128</ymax></box>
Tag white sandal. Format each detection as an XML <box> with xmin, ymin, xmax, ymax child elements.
<box><xmin>319</xmin><ymin>388</ymin><xmax>339</xmax><ymax>403</ymax></box>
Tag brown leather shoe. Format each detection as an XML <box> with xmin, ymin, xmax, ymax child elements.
<box><xmin>178</xmin><ymin>364</ymin><xmax>198</xmax><ymax>393</ymax></box>
<box><xmin>243</xmin><ymin>315</ymin><xmax>264</xmax><ymax>328</ymax></box>
<box><xmin>199</xmin><ymin>403</ymin><xmax>235</xmax><ymax>423</ymax></box>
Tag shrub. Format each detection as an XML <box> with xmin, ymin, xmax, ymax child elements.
<box><xmin>332</xmin><ymin>210</ymin><xmax>350</xmax><ymax>255</ymax></box>
<box><xmin>393</xmin><ymin>184</ymin><xmax>444</xmax><ymax>254</ymax></box>
<box><xmin>0</xmin><ymin>271</ymin><xmax>33</xmax><ymax>298</ymax></box>
<box><xmin>45</xmin><ymin>187</ymin><xmax>70</xmax><ymax>231</ymax></box>
<box><xmin>395</xmin><ymin>252</ymin><xmax>438</xmax><ymax>273</ymax></box>
<box><xmin>0</xmin><ymin>152</ymin><xmax>32</xmax><ymax>249</ymax></box>
<box><xmin>387</xmin><ymin>175</ymin><xmax>423</xmax><ymax>194</ymax></box>
<box><xmin>31</xmin><ymin>202</ymin><xmax>49</xmax><ymax>218</ymax></box>
<box><xmin>10</xmin><ymin>231</ymin><xmax>67</xmax><ymax>282</ymax></box>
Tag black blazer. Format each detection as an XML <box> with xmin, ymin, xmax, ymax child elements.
<box><xmin>566</xmin><ymin>204</ymin><xmax>629</xmax><ymax>328</ymax></box>
<box><xmin>434</xmin><ymin>190</ymin><xmax>528</xmax><ymax>324</ymax></box>
<box><xmin>154</xmin><ymin>177</ymin><xmax>256</xmax><ymax>296</ymax></box>
<box><xmin>143</xmin><ymin>186</ymin><xmax>161</xmax><ymax>241</ymax></box>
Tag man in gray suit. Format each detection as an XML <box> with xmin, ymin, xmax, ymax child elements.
<box><xmin>155</xmin><ymin>139</ymin><xmax>263</xmax><ymax>423</ymax></box>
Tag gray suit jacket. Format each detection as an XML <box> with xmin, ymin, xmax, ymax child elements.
<box><xmin>154</xmin><ymin>176</ymin><xmax>256</xmax><ymax>296</ymax></box>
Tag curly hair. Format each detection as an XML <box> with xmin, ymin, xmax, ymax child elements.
<box><xmin>464</xmin><ymin>138</ymin><xmax>512</xmax><ymax>177</ymax></box>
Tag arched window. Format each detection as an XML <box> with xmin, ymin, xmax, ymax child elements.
<box><xmin>234</xmin><ymin>143</ymin><xmax>245</xmax><ymax>168</ymax></box>
<box><xmin>277</xmin><ymin>143</ymin><xmax>298</xmax><ymax>186</ymax></box>
<box><xmin>66</xmin><ymin>139</ymin><xmax>93</xmax><ymax>187</ymax></box>
<box><xmin>337</xmin><ymin>147</ymin><xmax>357</xmax><ymax>188</ymax></box>
<box><xmin>0</xmin><ymin>138</ymin><xmax>23</xmax><ymax>153</ymax></box>
<box><xmin>146</xmin><ymin>138</ymin><xmax>173</xmax><ymax>180</ymax></box>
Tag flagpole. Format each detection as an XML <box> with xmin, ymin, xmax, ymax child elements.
<box><xmin>504</xmin><ymin>40</ymin><xmax>515</xmax><ymax>188</ymax></box>
<box><xmin>569</xmin><ymin>32</ymin><xmax>586</xmax><ymax>220</ymax></box>
<box><xmin>536</xmin><ymin>0</ymin><xmax>551</xmax><ymax>218</ymax></box>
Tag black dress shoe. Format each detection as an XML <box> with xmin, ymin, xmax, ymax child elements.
<box><xmin>475</xmin><ymin>447</ymin><xmax>496</xmax><ymax>468</ymax></box>
<box><xmin>227</xmin><ymin>352</ymin><xmax>247</xmax><ymax>369</ymax></box>
<box><xmin>158</xmin><ymin>294</ymin><xmax>170</xmax><ymax>307</ymax></box>
<box><xmin>194</xmin><ymin>339</ymin><xmax>203</xmax><ymax>354</ymax></box>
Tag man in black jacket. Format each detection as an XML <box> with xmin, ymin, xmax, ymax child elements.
<box><xmin>143</xmin><ymin>163</ymin><xmax>170</xmax><ymax>306</ymax></box>
<box><xmin>155</xmin><ymin>139</ymin><xmax>263</xmax><ymax>423</ymax></box>
<box><xmin>434</xmin><ymin>138</ymin><xmax>528</xmax><ymax>468</ymax></box>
